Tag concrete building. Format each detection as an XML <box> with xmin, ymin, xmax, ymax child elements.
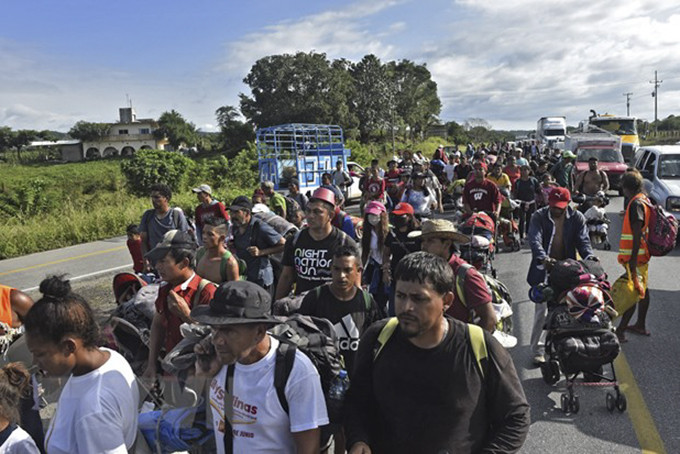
<box><xmin>82</xmin><ymin>107</ymin><xmax>168</xmax><ymax>159</ymax></box>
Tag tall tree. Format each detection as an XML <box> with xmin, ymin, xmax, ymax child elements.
<box><xmin>154</xmin><ymin>110</ymin><xmax>197</xmax><ymax>150</ymax></box>
<box><xmin>350</xmin><ymin>54</ymin><xmax>394</xmax><ymax>142</ymax></box>
<box><xmin>215</xmin><ymin>105</ymin><xmax>255</xmax><ymax>157</ymax></box>
<box><xmin>388</xmin><ymin>60</ymin><xmax>441</xmax><ymax>140</ymax></box>
<box><xmin>11</xmin><ymin>130</ymin><xmax>39</xmax><ymax>161</ymax></box>
<box><xmin>68</xmin><ymin>121</ymin><xmax>110</xmax><ymax>142</ymax></box>
<box><xmin>239</xmin><ymin>51</ymin><xmax>354</xmax><ymax>128</ymax></box>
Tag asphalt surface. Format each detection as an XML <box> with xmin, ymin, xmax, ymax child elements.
<box><xmin>1</xmin><ymin>196</ymin><xmax>678</xmax><ymax>453</ymax></box>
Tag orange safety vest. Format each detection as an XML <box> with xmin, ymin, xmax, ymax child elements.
<box><xmin>0</xmin><ymin>284</ymin><xmax>15</xmax><ymax>326</ymax></box>
<box><xmin>618</xmin><ymin>193</ymin><xmax>651</xmax><ymax>265</ymax></box>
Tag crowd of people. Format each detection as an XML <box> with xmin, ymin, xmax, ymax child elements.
<box><xmin>0</xmin><ymin>139</ymin><xmax>659</xmax><ymax>454</ymax></box>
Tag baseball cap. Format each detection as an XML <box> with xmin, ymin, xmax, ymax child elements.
<box><xmin>191</xmin><ymin>280</ymin><xmax>281</xmax><ymax>326</ymax></box>
<box><xmin>392</xmin><ymin>202</ymin><xmax>414</xmax><ymax>216</ymax></box>
<box><xmin>365</xmin><ymin>201</ymin><xmax>386</xmax><ymax>216</ymax></box>
<box><xmin>145</xmin><ymin>230</ymin><xmax>196</xmax><ymax>263</ymax></box>
<box><xmin>192</xmin><ymin>184</ymin><xmax>212</xmax><ymax>195</ymax></box>
<box><xmin>562</xmin><ymin>150</ymin><xmax>576</xmax><ymax>159</ymax></box>
<box><xmin>229</xmin><ymin>195</ymin><xmax>253</xmax><ymax>212</ymax></box>
<box><xmin>548</xmin><ymin>187</ymin><xmax>571</xmax><ymax>209</ymax></box>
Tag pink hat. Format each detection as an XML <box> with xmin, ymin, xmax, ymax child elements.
<box><xmin>365</xmin><ymin>201</ymin><xmax>386</xmax><ymax>216</ymax></box>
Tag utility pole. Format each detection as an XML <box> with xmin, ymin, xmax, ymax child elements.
<box><xmin>623</xmin><ymin>92</ymin><xmax>633</xmax><ymax>116</ymax></box>
<box><xmin>650</xmin><ymin>70</ymin><xmax>663</xmax><ymax>123</ymax></box>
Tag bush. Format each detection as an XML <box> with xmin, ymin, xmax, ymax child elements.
<box><xmin>121</xmin><ymin>149</ymin><xmax>195</xmax><ymax>196</ymax></box>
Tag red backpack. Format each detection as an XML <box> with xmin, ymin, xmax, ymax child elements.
<box><xmin>644</xmin><ymin>200</ymin><xmax>678</xmax><ymax>256</ymax></box>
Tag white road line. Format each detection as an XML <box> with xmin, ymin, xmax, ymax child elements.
<box><xmin>21</xmin><ymin>264</ymin><xmax>132</xmax><ymax>292</ymax></box>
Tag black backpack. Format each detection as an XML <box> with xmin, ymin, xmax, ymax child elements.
<box><xmin>283</xmin><ymin>195</ymin><xmax>301</xmax><ymax>222</ymax></box>
<box><xmin>268</xmin><ymin>314</ymin><xmax>346</xmax><ymax>423</ymax></box>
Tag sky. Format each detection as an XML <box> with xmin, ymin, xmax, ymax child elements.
<box><xmin>1</xmin><ymin>0</ymin><xmax>679</xmax><ymax>133</ymax></box>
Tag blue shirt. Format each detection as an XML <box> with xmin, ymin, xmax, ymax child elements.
<box><xmin>232</xmin><ymin>217</ymin><xmax>282</xmax><ymax>287</ymax></box>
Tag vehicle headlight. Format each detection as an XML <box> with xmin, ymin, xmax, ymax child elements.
<box><xmin>666</xmin><ymin>197</ymin><xmax>680</xmax><ymax>212</ymax></box>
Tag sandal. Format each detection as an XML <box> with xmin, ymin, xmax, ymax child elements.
<box><xmin>616</xmin><ymin>332</ymin><xmax>628</xmax><ymax>343</ymax></box>
<box><xmin>626</xmin><ymin>326</ymin><xmax>651</xmax><ymax>336</ymax></box>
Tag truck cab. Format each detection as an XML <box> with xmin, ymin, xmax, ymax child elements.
<box><xmin>587</xmin><ymin>113</ymin><xmax>639</xmax><ymax>163</ymax></box>
<box><xmin>537</xmin><ymin>116</ymin><xmax>567</xmax><ymax>148</ymax></box>
<box><xmin>566</xmin><ymin>131</ymin><xmax>627</xmax><ymax>191</ymax></box>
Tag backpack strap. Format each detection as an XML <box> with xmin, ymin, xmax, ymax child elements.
<box><xmin>455</xmin><ymin>263</ymin><xmax>474</xmax><ymax>308</ymax></box>
<box><xmin>170</xmin><ymin>207</ymin><xmax>182</xmax><ymax>229</ymax></box>
<box><xmin>274</xmin><ymin>342</ymin><xmax>297</xmax><ymax>415</ymax></box>
<box><xmin>361</xmin><ymin>289</ymin><xmax>372</xmax><ymax>311</ymax></box>
<box><xmin>224</xmin><ymin>364</ymin><xmax>236</xmax><ymax>454</ymax></box>
<box><xmin>220</xmin><ymin>250</ymin><xmax>233</xmax><ymax>282</ymax></box>
<box><xmin>373</xmin><ymin>317</ymin><xmax>399</xmax><ymax>361</ymax></box>
<box><xmin>196</xmin><ymin>247</ymin><xmax>206</xmax><ymax>264</ymax></box>
<box><xmin>191</xmin><ymin>278</ymin><xmax>212</xmax><ymax>308</ymax></box>
<box><xmin>467</xmin><ymin>324</ymin><xmax>488</xmax><ymax>379</ymax></box>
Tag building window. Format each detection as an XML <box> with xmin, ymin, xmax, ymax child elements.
<box><xmin>139</xmin><ymin>128</ymin><xmax>150</xmax><ymax>134</ymax></box>
<box><xmin>118</xmin><ymin>129</ymin><xmax>129</xmax><ymax>135</ymax></box>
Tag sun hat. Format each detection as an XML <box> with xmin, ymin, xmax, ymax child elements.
<box><xmin>392</xmin><ymin>202</ymin><xmax>415</xmax><ymax>216</ymax></box>
<box><xmin>562</xmin><ymin>150</ymin><xmax>576</xmax><ymax>159</ymax></box>
<box><xmin>191</xmin><ymin>184</ymin><xmax>212</xmax><ymax>195</ymax></box>
<box><xmin>408</xmin><ymin>219</ymin><xmax>470</xmax><ymax>244</ymax></box>
<box><xmin>144</xmin><ymin>230</ymin><xmax>196</xmax><ymax>263</ymax></box>
<box><xmin>191</xmin><ymin>280</ymin><xmax>281</xmax><ymax>326</ymax></box>
<box><xmin>548</xmin><ymin>187</ymin><xmax>571</xmax><ymax>209</ymax></box>
<box><xmin>365</xmin><ymin>201</ymin><xmax>386</xmax><ymax>216</ymax></box>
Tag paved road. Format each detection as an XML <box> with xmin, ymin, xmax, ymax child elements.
<box><xmin>1</xmin><ymin>197</ymin><xmax>677</xmax><ymax>453</ymax></box>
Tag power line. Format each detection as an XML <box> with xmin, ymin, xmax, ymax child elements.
<box><xmin>623</xmin><ymin>92</ymin><xmax>633</xmax><ymax>116</ymax></box>
<box><xmin>650</xmin><ymin>70</ymin><xmax>663</xmax><ymax>122</ymax></box>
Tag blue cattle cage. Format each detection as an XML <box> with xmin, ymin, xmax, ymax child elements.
<box><xmin>256</xmin><ymin>124</ymin><xmax>351</xmax><ymax>192</ymax></box>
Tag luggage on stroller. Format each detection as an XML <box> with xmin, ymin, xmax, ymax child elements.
<box><xmin>540</xmin><ymin>261</ymin><xmax>626</xmax><ymax>415</ymax></box>
<box><xmin>459</xmin><ymin>212</ymin><xmax>497</xmax><ymax>277</ymax></box>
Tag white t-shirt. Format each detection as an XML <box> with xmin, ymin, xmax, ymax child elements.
<box><xmin>444</xmin><ymin>163</ymin><xmax>457</xmax><ymax>183</ymax></box>
<box><xmin>0</xmin><ymin>425</ymin><xmax>40</xmax><ymax>454</ymax></box>
<box><xmin>45</xmin><ymin>348</ymin><xmax>139</xmax><ymax>454</ymax></box>
<box><xmin>209</xmin><ymin>336</ymin><xmax>328</xmax><ymax>454</ymax></box>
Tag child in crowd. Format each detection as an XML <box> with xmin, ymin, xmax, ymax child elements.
<box><xmin>584</xmin><ymin>192</ymin><xmax>610</xmax><ymax>244</ymax></box>
<box><xmin>0</xmin><ymin>362</ymin><xmax>40</xmax><ymax>453</ymax></box>
<box><xmin>125</xmin><ymin>224</ymin><xmax>144</xmax><ymax>273</ymax></box>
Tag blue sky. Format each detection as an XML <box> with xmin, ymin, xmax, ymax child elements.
<box><xmin>2</xmin><ymin>0</ymin><xmax>679</xmax><ymax>132</ymax></box>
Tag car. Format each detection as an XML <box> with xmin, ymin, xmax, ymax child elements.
<box><xmin>574</xmin><ymin>147</ymin><xmax>628</xmax><ymax>192</ymax></box>
<box><xmin>346</xmin><ymin>161</ymin><xmax>365</xmax><ymax>202</ymax></box>
<box><xmin>633</xmin><ymin>145</ymin><xmax>680</xmax><ymax>220</ymax></box>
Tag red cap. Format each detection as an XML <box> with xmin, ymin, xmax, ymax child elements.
<box><xmin>548</xmin><ymin>187</ymin><xmax>571</xmax><ymax>209</ymax></box>
<box><xmin>392</xmin><ymin>202</ymin><xmax>415</xmax><ymax>216</ymax></box>
<box><xmin>474</xmin><ymin>161</ymin><xmax>488</xmax><ymax>172</ymax></box>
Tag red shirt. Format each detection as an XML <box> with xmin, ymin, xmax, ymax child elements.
<box><xmin>195</xmin><ymin>201</ymin><xmax>230</xmax><ymax>232</ymax></box>
<box><xmin>463</xmin><ymin>178</ymin><xmax>502</xmax><ymax>214</ymax></box>
<box><xmin>446</xmin><ymin>255</ymin><xmax>492</xmax><ymax>322</ymax></box>
<box><xmin>363</xmin><ymin>177</ymin><xmax>386</xmax><ymax>200</ymax></box>
<box><xmin>126</xmin><ymin>238</ymin><xmax>144</xmax><ymax>273</ymax></box>
<box><xmin>155</xmin><ymin>273</ymin><xmax>216</xmax><ymax>352</ymax></box>
<box><xmin>503</xmin><ymin>166</ymin><xmax>521</xmax><ymax>186</ymax></box>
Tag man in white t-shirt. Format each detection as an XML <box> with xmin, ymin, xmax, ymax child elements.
<box><xmin>192</xmin><ymin>281</ymin><xmax>328</xmax><ymax>454</ymax></box>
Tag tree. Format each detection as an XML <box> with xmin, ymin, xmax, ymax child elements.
<box><xmin>446</xmin><ymin>121</ymin><xmax>468</xmax><ymax>144</ymax></box>
<box><xmin>68</xmin><ymin>121</ymin><xmax>110</xmax><ymax>142</ymax></box>
<box><xmin>154</xmin><ymin>110</ymin><xmax>197</xmax><ymax>151</ymax></box>
<box><xmin>0</xmin><ymin>127</ymin><xmax>13</xmax><ymax>155</ymax></box>
<box><xmin>215</xmin><ymin>105</ymin><xmax>255</xmax><ymax>157</ymax></box>
<box><xmin>350</xmin><ymin>54</ymin><xmax>394</xmax><ymax>142</ymax></box>
<box><xmin>239</xmin><ymin>51</ymin><xmax>354</xmax><ymax>128</ymax></box>
<box><xmin>11</xmin><ymin>130</ymin><xmax>39</xmax><ymax>161</ymax></box>
<box><xmin>388</xmin><ymin>60</ymin><xmax>441</xmax><ymax>140</ymax></box>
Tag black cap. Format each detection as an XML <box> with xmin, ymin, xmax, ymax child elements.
<box><xmin>144</xmin><ymin>230</ymin><xmax>196</xmax><ymax>263</ymax></box>
<box><xmin>229</xmin><ymin>195</ymin><xmax>253</xmax><ymax>212</ymax></box>
<box><xmin>191</xmin><ymin>280</ymin><xmax>281</xmax><ymax>326</ymax></box>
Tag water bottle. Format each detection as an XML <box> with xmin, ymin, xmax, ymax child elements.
<box><xmin>328</xmin><ymin>370</ymin><xmax>350</xmax><ymax>401</ymax></box>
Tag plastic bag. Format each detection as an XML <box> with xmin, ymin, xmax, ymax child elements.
<box><xmin>611</xmin><ymin>265</ymin><xmax>641</xmax><ymax>317</ymax></box>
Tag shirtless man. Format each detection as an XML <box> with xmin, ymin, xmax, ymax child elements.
<box><xmin>0</xmin><ymin>285</ymin><xmax>33</xmax><ymax>333</ymax></box>
<box><xmin>195</xmin><ymin>217</ymin><xmax>239</xmax><ymax>284</ymax></box>
<box><xmin>576</xmin><ymin>157</ymin><xmax>609</xmax><ymax>196</ymax></box>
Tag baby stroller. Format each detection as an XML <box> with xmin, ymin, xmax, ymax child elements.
<box><xmin>497</xmin><ymin>215</ymin><xmax>521</xmax><ymax>251</ymax></box>
<box><xmin>459</xmin><ymin>212</ymin><xmax>498</xmax><ymax>278</ymax></box>
<box><xmin>535</xmin><ymin>259</ymin><xmax>626</xmax><ymax>414</ymax></box>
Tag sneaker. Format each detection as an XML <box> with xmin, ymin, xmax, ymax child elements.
<box><xmin>493</xmin><ymin>331</ymin><xmax>518</xmax><ymax>348</ymax></box>
<box><xmin>532</xmin><ymin>354</ymin><xmax>546</xmax><ymax>365</ymax></box>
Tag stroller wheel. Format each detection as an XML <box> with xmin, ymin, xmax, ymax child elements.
<box><xmin>560</xmin><ymin>394</ymin><xmax>569</xmax><ymax>413</ymax></box>
<box><xmin>603</xmin><ymin>242</ymin><xmax>611</xmax><ymax>251</ymax></box>
<box><xmin>616</xmin><ymin>393</ymin><xmax>627</xmax><ymax>412</ymax></box>
<box><xmin>570</xmin><ymin>395</ymin><xmax>580</xmax><ymax>414</ymax></box>
<box><xmin>491</xmin><ymin>268</ymin><xmax>497</xmax><ymax>279</ymax></box>
<box><xmin>541</xmin><ymin>360</ymin><xmax>560</xmax><ymax>385</ymax></box>
<box><xmin>606</xmin><ymin>392</ymin><xmax>615</xmax><ymax>413</ymax></box>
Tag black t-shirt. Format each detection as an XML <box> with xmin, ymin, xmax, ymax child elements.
<box><xmin>344</xmin><ymin>318</ymin><xmax>530</xmax><ymax>454</ymax></box>
<box><xmin>628</xmin><ymin>198</ymin><xmax>646</xmax><ymax>225</ymax></box>
<box><xmin>282</xmin><ymin>227</ymin><xmax>357</xmax><ymax>294</ymax></box>
<box><xmin>514</xmin><ymin>177</ymin><xmax>540</xmax><ymax>202</ymax></box>
<box><xmin>455</xmin><ymin>164</ymin><xmax>473</xmax><ymax>180</ymax></box>
<box><xmin>384</xmin><ymin>229</ymin><xmax>421</xmax><ymax>273</ymax></box>
<box><xmin>297</xmin><ymin>284</ymin><xmax>382</xmax><ymax>374</ymax></box>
